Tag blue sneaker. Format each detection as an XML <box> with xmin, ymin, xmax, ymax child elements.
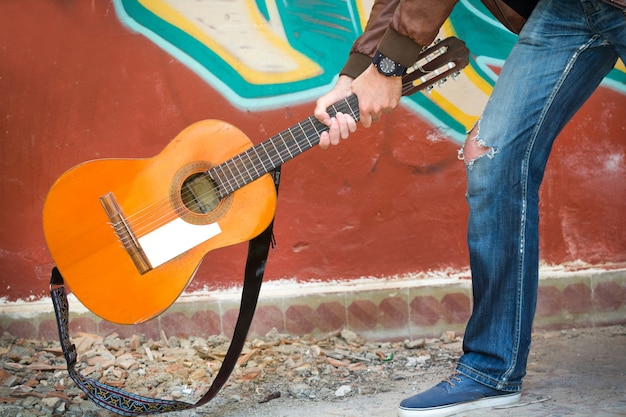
<box><xmin>398</xmin><ymin>373</ymin><xmax>521</xmax><ymax>416</ymax></box>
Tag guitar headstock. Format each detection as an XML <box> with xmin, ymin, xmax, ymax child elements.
<box><xmin>401</xmin><ymin>37</ymin><xmax>470</xmax><ymax>97</ymax></box>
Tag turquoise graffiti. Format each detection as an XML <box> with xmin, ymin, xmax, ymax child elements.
<box><xmin>113</xmin><ymin>0</ymin><xmax>626</xmax><ymax>141</ymax></box>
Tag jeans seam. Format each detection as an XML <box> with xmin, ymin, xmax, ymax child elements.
<box><xmin>499</xmin><ymin>33</ymin><xmax>601</xmax><ymax>388</ymax></box>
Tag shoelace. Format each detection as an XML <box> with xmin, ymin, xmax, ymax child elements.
<box><xmin>442</xmin><ymin>373</ymin><xmax>463</xmax><ymax>388</ymax></box>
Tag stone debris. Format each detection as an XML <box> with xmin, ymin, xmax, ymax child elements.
<box><xmin>0</xmin><ymin>329</ymin><xmax>464</xmax><ymax>416</ymax></box>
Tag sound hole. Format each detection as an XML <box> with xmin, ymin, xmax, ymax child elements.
<box><xmin>181</xmin><ymin>173</ymin><xmax>220</xmax><ymax>214</ymax></box>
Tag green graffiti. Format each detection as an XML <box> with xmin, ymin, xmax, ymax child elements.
<box><xmin>113</xmin><ymin>0</ymin><xmax>624</xmax><ymax>140</ymax></box>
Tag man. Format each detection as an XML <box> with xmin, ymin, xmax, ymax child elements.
<box><xmin>314</xmin><ymin>0</ymin><xmax>626</xmax><ymax>416</ymax></box>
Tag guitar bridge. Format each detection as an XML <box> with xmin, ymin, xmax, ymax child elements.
<box><xmin>100</xmin><ymin>192</ymin><xmax>153</xmax><ymax>274</ymax></box>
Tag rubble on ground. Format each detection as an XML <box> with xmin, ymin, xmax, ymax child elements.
<box><xmin>0</xmin><ymin>328</ymin><xmax>463</xmax><ymax>416</ymax></box>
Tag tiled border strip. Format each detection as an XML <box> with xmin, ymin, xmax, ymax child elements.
<box><xmin>1</xmin><ymin>267</ymin><xmax>624</xmax><ymax>342</ymax></box>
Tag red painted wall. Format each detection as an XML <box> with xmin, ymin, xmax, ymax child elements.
<box><xmin>1</xmin><ymin>1</ymin><xmax>625</xmax><ymax>301</ymax></box>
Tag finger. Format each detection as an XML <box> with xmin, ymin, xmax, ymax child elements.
<box><xmin>314</xmin><ymin>96</ymin><xmax>333</xmax><ymax>126</ymax></box>
<box><xmin>336</xmin><ymin>112</ymin><xmax>350</xmax><ymax>139</ymax></box>
<box><xmin>347</xmin><ymin>115</ymin><xmax>357</xmax><ymax>133</ymax></box>
<box><xmin>360</xmin><ymin>112</ymin><xmax>372</xmax><ymax>129</ymax></box>
<box><xmin>329</xmin><ymin>118</ymin><xmax>341</xmax><ymax>146</ymax></box>
<box><xmin>314</xmin><ymin>107</ymin><xmax>332</xmax><ymax>127</ymax></box>
<box><xmin>318</xmin><ymin>131</ymin><xmax>330</xmax><ymax>149</ymax></box>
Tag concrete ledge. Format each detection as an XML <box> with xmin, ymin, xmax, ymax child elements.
<box><xmin>1</xmin><ymin>266</ymin><xmax>625</xmax><ymax>342</ymax></box>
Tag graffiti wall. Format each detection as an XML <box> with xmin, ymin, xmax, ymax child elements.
<box><xmin>1</xmin><ymin>0</ymin><xmax>625</xmax><ymax>304</ymax></box>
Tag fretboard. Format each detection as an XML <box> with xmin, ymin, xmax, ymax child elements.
<box><xmin>209</xmin><ymin>95</ymin><xmax>360</xmax><ymax>197</ymax></box>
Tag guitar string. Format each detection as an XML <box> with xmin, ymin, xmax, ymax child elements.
<box><xmin>112</xmin><ymin>69</ymin><xmax>446</xmax><ymax>243</ymax></box>
<box><xmin>113</xmin><ymin>45</ymin><xmax>462</xmax><ymax>247</ymax></box>
<box><xmin>197</xmin><ymin>98</ymin><xmax>359</xmax><ymax>199</ymax></box>
<box><xmin>116</xmin><ymin>111</ymin><xmax>341</xmax><ymax>240</ymax></box>
<box><xmin>116</xmin><ymin>131</ymin><xmax>314</xmax><ymax>244</ymax></box>
<box><xmin>112</xmin><ymin>69</ymin><xmax>443</xmax><ymax>244</ymax></box>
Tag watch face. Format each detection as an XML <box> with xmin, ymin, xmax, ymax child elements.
<box><xmin>378</xmin><ymin>57</ymin><xmax>396</xmax><ymax>75</ymax></box>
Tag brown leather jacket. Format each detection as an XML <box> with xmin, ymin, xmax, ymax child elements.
<box><xmin>340</xmin><ymin>0</ymin><xmax>534</xmax><ymax>79</ymax></box>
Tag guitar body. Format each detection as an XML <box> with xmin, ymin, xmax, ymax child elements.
<box><xmin>43</xmin><ymin>120</ymin><xmax>277</xmax><ymax>324</ymax></box>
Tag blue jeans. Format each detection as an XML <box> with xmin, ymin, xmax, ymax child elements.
<box><xmin>456</xmin><ymin>0</ymin><xmax>626</xmax><ymax>392</ymax></box>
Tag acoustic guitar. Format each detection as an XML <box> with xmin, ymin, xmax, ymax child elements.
<box><xmin>43</xmin><ymin>37</ymin><xmax>469</xmax><ymax>324</ymax></box>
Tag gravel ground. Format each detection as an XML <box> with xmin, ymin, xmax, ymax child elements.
<box><xmin>1</xmin><ymin>325</ymin><xmax>625</xmax><ymax>417</ymax></box>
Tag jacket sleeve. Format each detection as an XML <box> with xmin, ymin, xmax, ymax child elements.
<box><xmin>341</xmin><ymin>0</ymin><xmax>459</xmax><ymax>78</ymax></box>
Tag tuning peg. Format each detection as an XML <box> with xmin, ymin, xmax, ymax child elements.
<box><xmin>438</xmin><ymin>77</ymin><xmax>448</xmax><ymax>86</ymax></box>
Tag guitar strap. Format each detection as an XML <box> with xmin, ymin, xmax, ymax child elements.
<box><xmin>50</xmin><ymin>168</ymin><xmax>281</xmax><ymax>416</ymax></box>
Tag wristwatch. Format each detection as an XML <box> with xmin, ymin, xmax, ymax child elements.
<box><xmin>372</xmin><ymin>51</ymin><xmax>407</xmax><ymax>77</ymax></box>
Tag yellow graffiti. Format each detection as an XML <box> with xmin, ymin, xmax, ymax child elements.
<box><xmin>422</xmin><ymin>21</ymin><xmax>491</xmax><ymax>130</ymax></box>
<box><xmin>137</xmin><ymin>0</ymin><xmax>322</xmax><ymax>84</ymax></box>
<box><xmin>355</xmin><ymin>0</ymin><xmax>374</xmax><ymax>29</ymax></box>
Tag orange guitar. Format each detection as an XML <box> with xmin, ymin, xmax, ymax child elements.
<box><xmin>43</xmin><ymin>38</ymin><xmax>469</xmax><ymax>324</ymax></box>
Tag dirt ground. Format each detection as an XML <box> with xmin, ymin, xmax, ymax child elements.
<box><xmin>198</xmin><ymin>325</ymin><xmax>626</xmax><ymax>417</ymax></box>
<box><xmin>1</xmin><ymin>324</ymin><xmax>625</xmax><ymax>417</ymax></box>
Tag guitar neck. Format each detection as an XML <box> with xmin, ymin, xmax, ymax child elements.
<box><xmin>208</xmin><ymin>37</ymin><xmax>470</xmax><ymax>198</ymax></box>
<box><xmin>209</xmin><ymin>94</ymin><xmax>360</xmax><ymax>197</ymax></box>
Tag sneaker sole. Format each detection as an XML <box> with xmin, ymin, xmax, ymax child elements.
<box><xmin>397</xmin><ymin>392</ymin><xmax>521</xmax><ymax>417</ymax></box>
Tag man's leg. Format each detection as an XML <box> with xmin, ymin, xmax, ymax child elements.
<box><xmin>398</xmin><ymin>0</ymin><xmax>623</xmax><ymax>415</ymax></box>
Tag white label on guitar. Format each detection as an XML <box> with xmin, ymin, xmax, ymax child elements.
<box><xmin>138</xmin><ymin>218</ymin><xmax>222</xmax><ymax>268</ymax></box>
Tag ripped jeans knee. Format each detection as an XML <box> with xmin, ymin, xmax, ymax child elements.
<box><xmin>458</xmin><ymin>120</ymin><xmax>498</xmax><ymax>168</ymax></box>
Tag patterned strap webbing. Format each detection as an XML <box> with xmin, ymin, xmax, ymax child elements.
<box><xmin>50</xmin><ymin>169</ymin><xmax>280</xmax><ymax>416</ymax></box>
